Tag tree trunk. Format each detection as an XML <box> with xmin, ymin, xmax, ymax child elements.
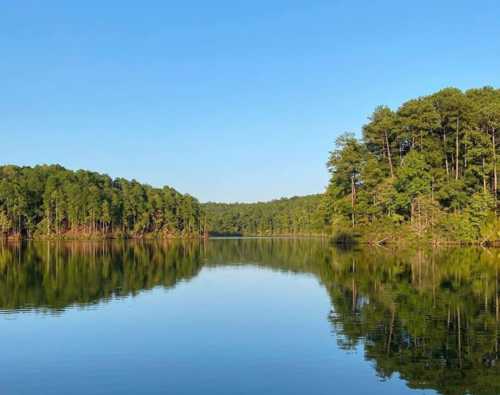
<box><xmin>483</xmin><ymin>157</ymin><xmax>488</xmax><ymax>193</ymax></box>
<box><xmin>464</xmin><ymin>129</ymin><xmax>468</xmax><ymax>169</ymax></box>
<box><xmin>46</xmin><ymin>207</ymin><xmax>51</xmax><ymax>235</ymax></box>
<box><xmin>384</xmin><ymin>130</ymin><xmax>394</xmax><ymax>178</ymax></box>
<box><xmin>351</xmin><ymin>174</ymin><xmax>356</xmax><ymax>227</ymax></box>
<box><xmin>55</xmin><ymin>202</ymin><xmax>59</xmax><ymax>235</ymax></box>
<box><xmin>455</xmin><ymin>117</ymin><xmax>460</xmax><ymax>180</ymax></box>
<box><xmin>493</xmin><ymin>127</ymin><xmax>498</xmax><ymax>211</ymax></box>
<box><xmin>443</xmin><ymin>130</ymin><xmax>449</xmax><ymax>178</ymax></box>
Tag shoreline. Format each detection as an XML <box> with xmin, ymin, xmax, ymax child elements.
<box><xmin>2</xmin><ymin>233</ymin><xmax>499</xmax><ymax>247</ymax></box>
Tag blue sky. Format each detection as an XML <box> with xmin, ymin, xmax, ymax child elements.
<box><xmin>2</xmin><ymin>0</ymin><xmax>500</xmax><ymax>202</ymax></box>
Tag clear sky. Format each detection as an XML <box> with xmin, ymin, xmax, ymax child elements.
<box><xmin>2</xmin><ymin>0</ymin><xmax>500</xmax><ymax>202</ymax></box>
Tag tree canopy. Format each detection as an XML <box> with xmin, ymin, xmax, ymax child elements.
<box><xmin>324</xmin><ymin>86</ymin><xmax>499</xmax><ymax>243</ymax></box>
<box><xmin>0</xmin><ymin>165</ymin><xmax>204</xmax><ymax>238</ymax></box>
<box><xmin>203</xmin><ymin>195</ymin><xmax>325</xmax><ymax>236</ymax></box>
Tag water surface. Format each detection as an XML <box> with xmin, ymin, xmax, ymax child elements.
<box><xmin>1</xmin><ymin>239</ymin><xmax>499</xmax><ymax>395</ymax></box>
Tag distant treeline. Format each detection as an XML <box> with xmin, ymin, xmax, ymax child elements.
<box><xmin>203</xmin><ymin>195</ymin><xmax>325</xmax><ymax>236</ymax></box>
<box><xmin>0</xmin><ymin>165</ymin><xmax>204</xmax><ymax>239</ymax></box>
<box><xmin>325</xmin><ymin>86</ymin><xmax>499</xmax><ymax>243</ymax></box>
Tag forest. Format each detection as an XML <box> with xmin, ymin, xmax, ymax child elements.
<box><xmin>0</xmin><ymin>164</ymin><xmax>204</xmax><ymax>238</ymax></box>
<box><xmin>325</xmin><ymin>86</ymin><xmax>499</xmax><ymax>244</ymax></box>
<box><xmin>0</xmin><ymin>86</ymin><xmax>499</xmax><ymax>243</ymax></box>
<box><xmin>203</xmin><ymin>195</ymin><xmax>324</xmax><ymax>236</ymax></box>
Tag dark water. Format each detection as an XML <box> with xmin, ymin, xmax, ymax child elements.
<box><xmin>1</xmin><ymin>240</ymin><xmax>499</xmax><ymax>395</ymax></box>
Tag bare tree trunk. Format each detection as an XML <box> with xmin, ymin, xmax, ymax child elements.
<box><xmin>464</xmin><ymin>130</ymin><xmax>468</xmax><ymax>169</ymax></box>
<box><xmin>385</xmin><ymin>131</ymin><xmax>394</xmax><ymax>178</ymax></box>
<box><xmin>483</xmin><ymin>157</ymin><xmax>488</xmax><ymax>193</ymax></box>
<box><xmin>493</xmin><ymin>128</ymin><xmax>498</xmax><ymax>211</ymax></box>
<box><xmin>46</xmin><ymin>207</ymin><xmax>51</xmax><ymax>235</ymax></box>
<box><xmin>351</xmin><ymin>174</ymin><xmax>356</xmax><ymax>227</ymax></box>
<box><xmin>443</xmin><ymin>130</ymin><xmax>449</xmax><ymax>178</ymax></box>
<box><xmin>55</xmin><ymin>201</ymin><xmax>59</xmax><ymax>235</ymax></box>
<box><xmin>455</xmin><ymin>117</ymin><xmax>460</xmax><ymax>180</ymax></box>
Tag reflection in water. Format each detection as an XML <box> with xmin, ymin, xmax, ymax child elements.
<box><xmin>1</xmin><ymin>239</ymin><xmax>500</xmax><ymax>395</ymax></box>
<box><xmin>0</xmin><ymin>241</ymin><xmax>205</xmax><ymax>313</ymax></box>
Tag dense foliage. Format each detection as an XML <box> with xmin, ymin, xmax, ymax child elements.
<box><xmin>325</xmin><ymin>86</ymin><xmax>500</xmax><ymax>243</ymax></box>
<box><xmin>203</xmin><ymin>195</ymin><xmax>325</xmax><ymax>236</ymax></box>
<box><xmin>0</xmin><ymin>165</ymin><xmax>204</xmax><ymax>238</ymax></box>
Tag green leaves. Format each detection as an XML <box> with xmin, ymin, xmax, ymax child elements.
<box><xmin>202</xmin><ymin>195</ymin><xmax>325</xmax><ymax>236</ymax></box>
<box><xmin>325</xmin><ymin>86</ymin><xmax>500</xmax><ymax>242</ymax></box>
<box><xmin>0</xmin><ymin>165</ymin><xmax>205</xmax><ymax>238</ymax></box>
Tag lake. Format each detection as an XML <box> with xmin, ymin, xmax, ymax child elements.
<box><xmin>0</xmin><ymin>239</ymin><xmax>499</xmax><ymax>395</ymax></box>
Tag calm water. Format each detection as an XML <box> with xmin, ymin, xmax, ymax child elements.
<box><xmin>1</xmin><ymin>239</ymin><xmax>499</xmax><ymax>395</ymax></box>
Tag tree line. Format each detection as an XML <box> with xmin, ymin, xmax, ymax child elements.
<box><xmin>203</xmin><ymin>195</ymin><xmax>325</xmax><ymax>236</ymax></box>
<box><xmin>0</xmin><ymin>164</ymin><xmax>204</xmax><ymax>238</ymax></box>
<box><xmin>1</xmin><ymin>86</ymin><xmax>499</xmax><ymax>242</ymax></box>
<box><xmin>325</xmin><ymin>86</ymin><xmax>499</xmax><ymax>243</ymax></box>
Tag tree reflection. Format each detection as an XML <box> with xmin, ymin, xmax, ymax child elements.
<box><xmin>0</xmin><ymin>240</ymin><xmax>205</xmax><ymax>312</ymax></box>
<box><xmin>1</xmin><ymin>239</ymin><xmax>499</xmax><ymax>394</ymax></box>
<box><xmin>327</xmin><ymin>247</ymin><xmax>500</xmax><ymax>395</ymax></box>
